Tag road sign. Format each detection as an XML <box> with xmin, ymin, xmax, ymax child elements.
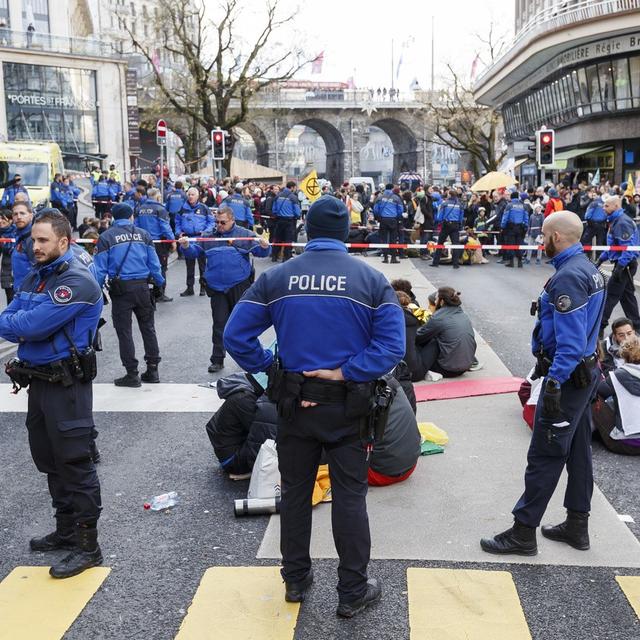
<box><xmin>156</xmin><ymin>119</ymin><xmax>167</xmax><ymax>146</ymax></box>
<box><xmin>440</xmin><ymin>163</ymin><xmax>448</xmax><ymax>176</ymax></box>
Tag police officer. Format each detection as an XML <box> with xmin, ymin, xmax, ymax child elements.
<box><xmin>430</xmin><ymin>190</ymin><xmax>465</xmax><ymax>269</ymax></box>
<box><xmin>178</xmin><ymin>206</ymin><xmax>270</xmax><ymax>373</ymax></box>
<box><xmin>176</xmin><ymin>187</ymin><xmax>214</xmax><ymax>296</ymax></box>
<box><xmin>94</xmin><ymin>203</ymin><xmax>165</xmax><ymax>387</ymax></box>
<box><xmin>0</xmin><ymin>209</ymin><xmax>103</xmax><ymax>579</ymax></box>
<box><xmin>91</xmin><ymin>175</ymin><xmax>112</xmax><ymax>219</ymax></box>
<box><xmin>134</xmin><ymin>187</ymin><xmax>175</xmax><ymax>302</ymax></box>
<box><xmin>481</xmin><ymin>211</ymin><xmax>604</xmax><ymax>556</ymax></box>
<box><xmin>581</xmin><ymin>189</ymin><xmax>607</xmax><ymax>254</ymax></box>
<box><xmin>223</xmin><ymin>182</ymin><xmax>254</xmax><ymax>229</ymax></box>
<box><xmin>223</xmin><ymin>196</ymin><xmax>405</xmax><ymax>617</ymax></box>
<box><xmin>373</xmin><ymin>184</ymin><xmax>403</xmax><ymax>264</ymax></box>
<box><xmin>271</xmin><ymin>180</ymin><xmax>301</xmax><ymax>262</ymax></box>
<box><xmin>10</xmin><ymin>200</ymin><xmax>35</xmax><ymax>292</ymax></box>
<box><xmin>0</xmin><ymin>174</ymin><xmax>29</xmax><ymax>208</ymax></box>
<box><xmin>501</xmin><ymin>191</ymin><xmax>529</xmax><ymax>268</ymax></box>
<box><xmin>596</xmin><ymin>194</ymin><xmax>640</xmax><ymax>335</ymax></box>
<box><xmin>165</xmin><ymin>180</ymin><xmax>187</xmax><ymax>233</ymax></box>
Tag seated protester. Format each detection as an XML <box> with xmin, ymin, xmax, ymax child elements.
<box><xmin>600</xmin><ymin>316</ymin><xmax>637</xmax><ymax>376</ymax></box>
<box><xmin>206</xmin><ymin>373</ymin><xmax>279</xmax><ymax>475</ymax></box>
<box><xmin>593</xmin><ymin>337</ymin><xmax>640</xmax><ymax>455</ymax></box>
<box><xmin>368</xmin><ymin>377</ymin><xmax>422</xmax><ymax>486</ymax></box>
<box><xmin>415</xmin><ymin>286</ymin><xmax>476</xmax><ymax>379</ymax></box>
<box><xmin>391</xmin><ymin>278</ymin><xmax>430</xmax><ymax>324</ymax></box>
<box><xmin>461</xmin><ymin>228</ymin><xmax>488</xmax><ymax>265</ymax></box>
<box><xmin>396</xmin><ymin>291</ymin><xmax>423</xmax><ymax>382</ymax></box>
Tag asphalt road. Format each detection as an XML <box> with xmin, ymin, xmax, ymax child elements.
<box><xmin>0</xmin><ymin>253</ymin><xmax>638</xmax><ymax>639</ymax></box>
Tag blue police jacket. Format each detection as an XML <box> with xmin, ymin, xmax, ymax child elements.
<box><xmin>0</xmin><ymin>223</ymin><xmax>16</xmax><ymax>260</ymax></box>
<box><xmin>176</xmin><ymin>201</ymin><xmax>215</xmax><ymax>237</ymax></box>
<box><xmin>92</xmin><ymin>182</ymin><xmax>112</xmax><ymax>199</ymax></box>
<box><xmin>108</xmin><ymin>181</ymin><xmax>121</xmax><ymax>200</ymax></box>
<box><xmin>436</xmin><ymin>198</ymin><xmax>465</xmax><ymax>225</ymax></box>
<box><xmin>501</xmin><ymin>201</ymin><xmax>529</xmax><ymax>228</ymax></box>
<box><xmin>600</xmin><ymin>208</ymin><xmax>640</xmax><ymax>267</ymax></box>
<box><xmin>0</xmin><ymin>248</ymin><xmax>103</xmax><ymax>366</ymax></box>
<box><xmin>93</xmin><ymin>219</ymin><xmax>164</xmax><ymax>287</ymax></box>
<box><xmin>585</xmin><ymin>198</ymin><xmax>606</xmax><ymax>222</ymax></box>
<box><xmin>181</xmin><ymin>223</ymin><xmax>270</xmax><ymax>291</ymax></box>
<box><xmin>165</xmin><ymin>189</ymin><xmax>186</xmax><ymax>215</ymax></box>
<box><xmin>531</xmin><ymin>242</ymin><xmax>605</xmax><ymax>384</ymax></box>
<box><xmin>1</xmin><ymin>185</ymin><xmax>29</xmax><ymax>207</ymax></box>
<box><xmin>223</xmin><ymin>193</ymin><xmax>254</xmax><ymax>226</ymax></box>
<box><xmin>134</xmin><ymin>200</ymin><xmax>175</xmax><ymax>240</ymax></box>
<box><xmin>373</xmin><ymin>190</ymin><xmax>404</xmax><ymax>219</ymax></box>
<box><xmin>50</xmin><ymin>181</ymin><xmax>68</xmax><ymax>207</ymax></box>
<box><xmin>69</xmin><ymin>182</ymin><xmax>81</xmax><ymax>201</ymax></box>
<box><xmin>123</xmin><ymin>189</ymin><xmax>136</xmax><ymax>204</ymax></box>
<box><xmin>223</xmin><ymin>237</ymin><xmax>406</xmax><ymax>382</ymax></box>
<box><xmin>11</xmin><ymin>223</ymin><xmax>35</xmax><ymax>292</ymax></box>
<box><xmin>272</xmin><ymin>189</ymin><xmax>301</xmax><ymax>219</ymax></box>
<box><xmin>70</xmin><ymin>243</ymin><xmax>96</xmax><ymax>279</ymax></box>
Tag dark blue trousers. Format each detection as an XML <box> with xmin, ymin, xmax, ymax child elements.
<box><xmin>512</xmin><ymin>371</ymin><xmax>597</xmax><ymax>527</ymax></box>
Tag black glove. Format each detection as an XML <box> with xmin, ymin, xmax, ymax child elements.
<box><xmin>541</xmin><ymin>378</ymin><xmax>563</xmax><ymax>420</ymax></box>
<box><xmin>612</xmin><ymin>261</ymin><xmax>625</xmax><ymax>277</ymax></box>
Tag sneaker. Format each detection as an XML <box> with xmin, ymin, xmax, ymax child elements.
<box><xmin>468</xmin><ymin>357</ymin><xmax>484</xmax><ymax>372</ymax></box>
<box><xmin>425</xmin><ymin>370</ymin><xmax>443</xmax><ymax>382</ymax></box>
<box><xmin>156</xmin><ymin>294</ymin><xmax>173</xmax><ymax>302</ymax></box>
<box><xmin>336</xmin><ymin>579</ymin><xmax>382</xmax><ymax>618</ymax></box>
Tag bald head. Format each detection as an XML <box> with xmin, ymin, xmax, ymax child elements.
<box><xmin>541</xmin><ymin>210</ymin><xmax>583</xmax><ymax>257</ymax></box>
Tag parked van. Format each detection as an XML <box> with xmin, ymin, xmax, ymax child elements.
<box><xmin>348</xmin><ymin>176</ymin><xmax>375</xmax><ymax>196</ymax></box>
<box><xmin>0</xmin><ymin>142</ymin><xmax>64</xmax><ymax>207</ymax></box>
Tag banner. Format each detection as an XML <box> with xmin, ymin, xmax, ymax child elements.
<box><xmin>299</xmin><ymin>169</ymin><xmax>321</xmax><ymax>203</ymax></box>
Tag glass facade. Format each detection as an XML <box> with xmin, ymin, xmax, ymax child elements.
<box><xmin>0</xmin><ymin>0</ymin><xmax>9</xmax><ymax>27</ymax></box>
<box><xmin>3</xmin><ymin>62</ymin><xmax>100</xmax><ymax>156</ymax></box>
<box><xmin>503</xmin><ymin>54</ymin><xmax>640</xmax><ymax>140</ymax></box>
<box><xmin>22</xmin><ymin>0</ymin><xmax>49</xmax><ymax>32</ymax></box>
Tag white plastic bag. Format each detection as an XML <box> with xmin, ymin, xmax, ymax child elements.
<box><xmin>248</xmin><ymin>439</ymin><xmax>281</xmax><ymax>499</ymax></box>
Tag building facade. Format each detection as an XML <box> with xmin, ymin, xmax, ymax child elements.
<box><xmin>474</xmin><ymin>0</ymin><xmax>640</xmax><ymax>186</ymax></box>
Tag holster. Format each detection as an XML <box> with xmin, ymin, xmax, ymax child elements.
<box><xmin>266</xmin><ymin>365</ymin><xmax>305</xmax><ymax>421</ymax></box>
<box><xmin>5</xmin><ymin>358</ymin><xmax>74</xmax><ymax>392</ymax></box>
<box><xmin>362</xmin><ymin>380</ymin><xmax>395</xmax><ymax>444</ymax></box>
<box><xmin>107</xmin><ymin>276</ymin><xmax>125</xmax><ymax>297</ymax></box>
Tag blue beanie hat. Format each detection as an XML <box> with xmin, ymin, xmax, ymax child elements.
<box><xmin>549</xmin><ymin>188</ymin><xmax>558</xmax><ymax>197</ymax></box>
<box><xmin>112</xmin><ymin>202</ymin><xmax>133</xmax><ymax>220</ymax></box>
<box><xmin>305</xmin><ymin>195</ymin><xmax>350</xmax><ymax>242</ymax></box>
<box><xmin>520</xmin><ymin>192</ymin><xmax>528</xmax><ymax>201</ymax></box>
<box><xmin>621</xmin><ymin>182</ymin><xmax>628</xmax><ymax>191</ymax></box>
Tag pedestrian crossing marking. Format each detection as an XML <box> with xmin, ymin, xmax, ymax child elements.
<box><xmin>616</xmin><ymin>575</ymin><xmax>640</xmax><ymax>618</ymax></box>
<box><xmin>174</xmin><ymin>566</ymin><xmax>300</xmax><ymax>640</ymax></box>
<box><xmin>407</xmin><ymin>568</ymin><xmax>532</xmax><ymax>639</ymax></box>
<box><xmin>0</xmin><ymin>566</ymin><xmax>110</xmax><ymax>640</ymax></box>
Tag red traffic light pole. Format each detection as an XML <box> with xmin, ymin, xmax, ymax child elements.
<box><xmin>157</xmin><ymin>119</ymin><xmax>167</xmax><ymax>201</ymax></box>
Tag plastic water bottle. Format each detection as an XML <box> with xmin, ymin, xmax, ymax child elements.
<box><xmin>144</xmin><ymin>491</ymin><xmax>179</xmax><ymax>511</ymax></box>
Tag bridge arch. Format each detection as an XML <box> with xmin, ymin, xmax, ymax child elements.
<box><xmin>370</xmin><ymin>118</ymin><xmax>418</xmax><ymax>177</ymax></box>
<box><xmin>232</xmin><ymin>122</ymin><xmax>271</xmax><ymax>167</ymax></box>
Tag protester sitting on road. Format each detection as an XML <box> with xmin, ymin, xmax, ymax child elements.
<box><xmin>593</xmin><ymin>337</ymin><xmax>640</xmax><ymax>455</ymax></box>
<box><xmin>395</xmin><ymin>291</ymin><xmax>423</xmax><ymax>382</ymax></box>
<box><xmin>599</xmin><ymin>317</ymin><xmax>638</xmax><ymax>376</ymax></box>
<box><xmin>415</xmin><ymin>287</ymin><xmax>477</xmax><ymax>379</ymax></box>
<box><xmin>461</xmin><ymin>228</ymin><xmax>487</xmax><ymax>265</ymax></box>
<box><xmin>391</xmin><ymin>279</ymin><xmax>430</xmax><ymax>324</ymax></box>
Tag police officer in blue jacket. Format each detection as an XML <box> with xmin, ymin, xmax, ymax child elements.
<box><xmin>164</xmin><ymin>180</ymin><xmax>187</xmax><ymax>232</ymax></box>
<box><xmin>10</xmin><ymin>200</ymin><xmax>35</xmax><ymax>292</ymax></box>
<box><xmin>581</xmin><ymin>190</ymin><xmax>607</xmax><ymax>253</ymax></box>
<box><xmin>482</xmin><ymin>212</ymin><xmax>605</xmax><ymax>556</ymax></box>
<box><xmin>178</xmin><ymin>205</ymin><xmax>270</xmax><ymax>373</ymax></box>
<box><xmin>0</xmin><ymin>174</ymin><xmax>29</xmax><ymax>208</ymax></box>
<box><xmin>223</xmin><ymin>183</ymin><xmax>254</xmax><ymax>228</ymax></box>
<box><xmin>373</xmin><ymin>184</ymin><xmax>403</xmax><ymax>264</ymax></box>
<box><xmin>0</xmin><ymin>209</ymin><xmax>103</xmax><ymax>579</ymax></box>
<box><xmin>223</xmin><ymin>196</ymin><xmax>405</xmax><ymax>617</ymax></box>
<box><xmin>91</xmin><ymin>176</ymin><xmax>112</xmax><ymax>219</ymax></box>
<box><xmin>596</xmin><ymin>194</ymin><xmax>640</xmax><ymax>334</ymax></box>
<box><xmin>94</xmin><ymin>203</ymin><xmax>165</xmax><ymax>387</ymax></box>
<box><xmin>50</xmin><ymin>174</ymin><xmax>68</xmax><ymax>217</ymax></box>
<box><xmin>271</xmin><ymin>180</ymin><xmax>301</xmax><ymax>262</ymax></box>
<box><xmin>501</xmin><ymin>191</ymin><xmax>529</xmax><ymax>268</ymax></box>
<box><xmin>430</xmin><ymin>190</ymin><xmax>465</xmax><ymax>269</ymax></box>
<box><xmin>176</xmin><ymin>187</ymin><xmax>214</xmax><ymax>296</ymax></box>
<box><xmin>134</xmin><ymin>187</ymin><xmax>175</xmax><ymax>302</ymax></box>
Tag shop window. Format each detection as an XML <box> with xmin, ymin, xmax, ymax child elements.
<box><xmin>630</xmin><ymin>56</ymin><xmax>640</xmax><ymax>108</ymax></box>
<box><xmin>598</xmin><ymin>62</ymin><xmax>615</xmax><ymax>111</ymax></box>
<box><xmin>612</xmin><ymin>58</ymin><xmax>631</xmax><ymax>110</ymax></box>
<box><xmin>22</xmin><ymin>0</ymin><xmax>50</xmax><ymax>33</ymax></box>
<box><xmin>585</xmin><ymin>65</ymin><xmax>601</xmax><ymax>113</ymax></box>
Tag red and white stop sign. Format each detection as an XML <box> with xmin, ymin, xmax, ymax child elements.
<box><xmin>156</xmin><ymin>119</ymin><xmax>167</xmax><ymax>146</ymax></box>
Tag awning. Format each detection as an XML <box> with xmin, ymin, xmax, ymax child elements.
<box><xmin>513</xmin><ymin>158</ymin><xmax>528</xmax><ymax>170</ymax></box>
<box><xmin>546</xmin><ymin>146</ymin><xmax>610</xmax><ymax>170</ymax></box>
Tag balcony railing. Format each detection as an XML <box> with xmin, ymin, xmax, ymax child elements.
<box><xmin>0</xmin><ymin>27</ymin><xmax>122</xmax><ymax>59</ymax></box>
<box><xmin>475</xmin><ymin>0</ymin><xmax>640</xmax><ymax>85</ymax></box>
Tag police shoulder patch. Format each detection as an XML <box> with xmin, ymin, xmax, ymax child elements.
<box><xmin>621</xmin><ymin>230</ymin><xmax>631</xmax><ymax>241</ymax></box>
<box><xmin>555</xmin><ymin>294</ymin><xmax>572</xmax><ymax>312</ymax></box>
<box><xmin>53</xmin><ymin>285</ymin><xmax>73</xmax><ymax>303</ymax></box>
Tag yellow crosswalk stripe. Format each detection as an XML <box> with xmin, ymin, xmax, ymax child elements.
<box><xmin>407</xmin><ymin>568</ymin><xmax>532</xmax><ymax>640</ymax></box>
<box><xmin>0</xmin><ymin>566</ymin><xmax>110</xmax><ymax>640</ymax></box>
<box><xmin>174</xmin><ymin>566</ymin><xmax>300</xmax><ymax>640</ymax></box>
<box><xmin>616</xmin><ymin>576</ymin><xmax>640</xmax><ymax>618</ymax></box>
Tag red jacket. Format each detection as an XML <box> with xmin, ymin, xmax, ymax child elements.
<box><xmin>544</xmin><ymin>197</ymin><xmax>563</xmax><ymax>217</ymax></box>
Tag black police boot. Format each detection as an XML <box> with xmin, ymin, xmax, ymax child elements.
<box><xmin>114</xmin><ymin>371</ymin><xmax>141</xmax><ymax>387</ymax></box>
<box><xmin>382</xmin><ymin>255</ymin><xmax>389</xmax><ymax>264</ymax></box>
<box><xmin>208</xmin><ymin>362</ymin><xmax>224</xmax><ymax>373</ymax></box>
<box><xmin>157</xmin><ymin>293</ymin><xmax>173</xmax><ymax>302</ymax></box>
<box><xmin>141</xmin><ymin>364</ymin><xmax>160</xmax><ymax>384</ymax></box>
<box><xmin>541</xmin><ymin>510</ymin><xmax>590</xmax><ymax>550</ymax></box>
<box><xmin>505</xmin><ymin>258</ymin><xmax>514</xmax><ymax>268</ymax></box>
<box><xmin>390</xmin><ymin>257</ymin><xmax>400</xmax><ymax>264</ymax></box>
<box><xmin>517</xmin><ymin>257</ymin><xmax>523</xmax><ymax>268</ymax></box>
<box><xmin>180</xmin><ymin>286</ymin><xmax>195</xmax><ymax>297</ymax></box>
<box><xmin>50</xmin><ymin>523</ymin><xmax>103</xmax><ymax>579</ymax></box>
<box><xmin>336</xmin><ymin>578</ymin><xmax>382</xmax><ymax>618</ymax></box>
<box><xmin>284</xmin><ymin>569</ymin><xmax>314</xmax><ymax>603</ymax></box>
<box><xmin>480</xmin><ymin>520</ymin><xmax>538</xmax><ymax>556</ymax></box>
<box><xmin>199</xmin><ymin>287</ymin><xmax>206</xmax><ymax>296</ymax></box>
<box><xmin>30</xmin><ymin>514</ymin><xmax>75</xmax><ymax>552</ymax></box>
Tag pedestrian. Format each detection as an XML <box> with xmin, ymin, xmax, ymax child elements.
<box><xmin>596</xmin><ymin>194</ymin><xmax>640</xmax><ymax>335</ymax></box>
<box><xmin>481</xmin><ymin>211</ymin><xmax>605</xmax><ymax>556</ymax></box>
<box><xmin>525</xmin><ymin>203</ymin><xmax>544</xmax><ymax>265</ymax></box>
<box><xmin>223</xmin><ymin>195</ymin><xmax>405</xmax><ymax>617</ymax></box>
<box><xmin>271</xmin><ymin>181</ymin><xmax>301</xmax><ymax>263</ymax></box>
<box><xmin>0</xmin><ymin>208</ymin><xmax>15</xmax><ymax>304</ymax></box>
<box><xmin>223</xmin><ymin>182</ymin><xmax>254</xmax><ymax>229</ymax></box>
<box><xmin>176</xmin><ymin>187</ymin><xmax>214</xmax><ymax>296</ymax></box>
<box><xmin>373</xmin><ymin>183</ymin><xmax>403</xmax><ymax>264</ymax></box>
<box><xmin>501</xmin><ymin>191</ymin><xmax>529</xmax><ymax>268</ymax></box>
<box><xmin>93</xmin><ymin>203</ymin><xmax>165</xmax><ymax>387</ymax></box>
<box><xmin>0</xmin><ymin>209</ymin><xmax>103</xmax><ymax>578</ymax></box>
<box><xmin>177</xmin><ymin>206</ymin><xmax>270</xmax><ymax>373</ymax></box>
<box><xmin>430</xmin><ymin>190</ymin><xmax>465</xmax><ymax>269</ymax></box>
<box><xmin>26</xmin><ymin>22</ymin><xmax>35</xmax><ymax>47</ymax></box>
<box><xmin>134</xmin><ymin>187</ymin><xmax>175</xmax><ymax>302</ymax></box>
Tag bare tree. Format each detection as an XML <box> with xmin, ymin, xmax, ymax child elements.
<box><xmin>122</xmin><ymin>0</ymin><xmax>309</xmax><ymax>169</ymax></box>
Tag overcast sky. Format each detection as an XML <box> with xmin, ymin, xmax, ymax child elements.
<box><xmin>229</xmin><ymin>0</ymin><xmax>516</xmax><ymax>90</ymax></box>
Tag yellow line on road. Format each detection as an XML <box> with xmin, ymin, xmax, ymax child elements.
<box><xmin>407</xmin><ymin>568</ymin><xmax>532</xmax><ymax>640</ymax></box>
<box><xmin>175</xmin><ymin>566</ymin><xmax>300</xmax><ymax>640</ymax></box>
<box><xmin>0</xmin><ymin>566</ymin><xmax>110</xmax><ymax>640</ymax></box>
<box><xmin>616</xmin><ymin>575</ymin><xmax>640</xmax><ymax>618</ymax></box>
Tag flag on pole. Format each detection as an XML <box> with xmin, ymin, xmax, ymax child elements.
<box><xmin>311</xmin><ymin>52</ymin><xmax>324</xmax><ymax>74</ymax></box>
<box><xmin>151</xmin><ymin>50</ymin><xmax>161</xmax><ymax>74</ymax></box>
<box><xmin>470</xmin><ymin>53</ymin><xmax>481</xmax><ymax>83</ymax></box>
<box><xmin>395</xmin><ymin>52</ymin><xmax>403</xmax><ymax>80</ymax></box>
<box><xmin>591</xmin><ymin>168</ymin><xmax>600</xmax><ymax>186</ymax></box>
<box><xmin>300</xmin><ymin>169</ymin><xmax>321</xmax><ymax>203</ymax></box>
<box><xmin>624</xmin><ymin>172</ymin><xmax>635</xmax><ymax>197</ymax></box>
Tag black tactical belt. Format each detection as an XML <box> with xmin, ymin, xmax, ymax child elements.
<box><xmin>300</xmin><ymin>379</ymin><xmax>347</xmax><ymax>403</ymax></box>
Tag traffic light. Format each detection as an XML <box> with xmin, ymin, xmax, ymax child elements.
<box><xmin>212</xmin><ymin>129</ymin><xmax>226</xmax><ymax>160</ymax></box>
<box><xmin>538</xmin><ymin>129</ymin><xmax>555</xmax><ymax>166</ymax></box>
